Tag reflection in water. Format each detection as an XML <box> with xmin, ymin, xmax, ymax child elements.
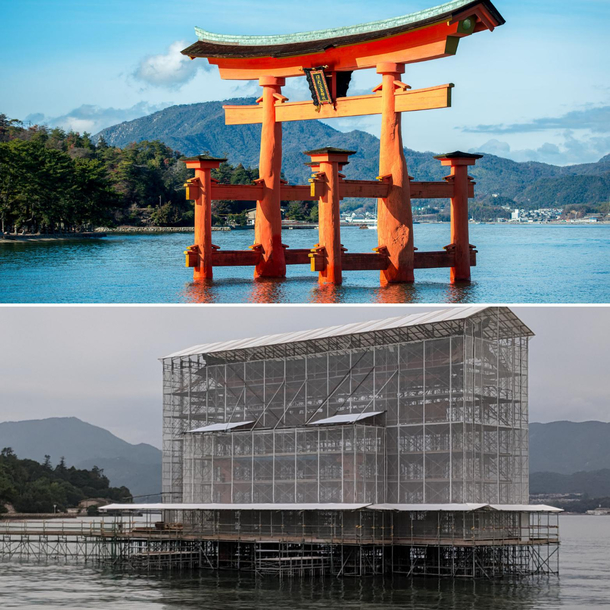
<box><xmin>0</xmin><ymin>561</ymin><xmax>563</xmax><ymax>609</ymax></box>
<box><xmin>183</xmin><ymin>280</ymin><xmax>219</xmax><ymax>304</ymax></box>
<box><xmin>442</xmin><ymin>280</ymin><xmax>477</xmax><ymax>303</ymax></box>
<box><xmin>309</xmin><ymin>283</ymin><xmax>348</xmax><ymax>304</ymax></box>
<box><xmin>181</xmin><ymin>277</ymin><xmax>493</xmax><ymax>306</ymax></box>
<box><xmin>138</xmin><ymin>569</ymin><xmax>562</xmax><ymax>610</ymax></box>
<box><xmin>248</xmin><ymin>278</ymin><xmax>288</xmax><ymax>304</ymax></box>
<box><xmin>373</xmin><ymin>283</ymin><xmax>419</xmax><ymax>304</ymax></box>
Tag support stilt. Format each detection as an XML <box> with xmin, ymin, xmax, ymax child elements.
<box><xmin>305</xmin><ymin>148</ymin><xmax>355</xmax><ymax>285</ymax></box>
<box><xmin>255</xmin><ymin>76</ymin><xmax>287</xmax><ymax>278</ymax></box>
<box><xmin>376</xmin><ymin>62</ymin><xmax>414</xmax><ymax>284</ymax></box>
<box><xmin>435</xmin><ymin>151</ymin><xmax>482</xmax><ymax>283</ymax></box>
<box><xmin>183</xmin><ymin>155</ymin><xmax>226</xmax><ymax>280</ymax></box>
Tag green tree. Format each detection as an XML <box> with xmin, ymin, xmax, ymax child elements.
<box><xmin>0</xmin><ymin>449</ymin><xmax>132</xmax><ymax>514</ymax></box>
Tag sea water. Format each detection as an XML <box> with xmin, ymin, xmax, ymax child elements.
<box><xmin>0</xmin><ymin>516</ymin><xmax>609</xmax><ymax>609</ymax></box>
<box><xmin>1</xmin><ymin>225</ymin><xmax>609</xmax><ymax>303</ymax></box>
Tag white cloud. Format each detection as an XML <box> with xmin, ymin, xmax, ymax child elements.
<box><xmin>465</xmin><ymin>105</ymin><xmax>610</xmax><ymax>135</ymax></box>
<box><xmin>471</xmin><ymin>131</ymin><xmax>610</xmax><ymax>166</ymax></box>
<box><xmin>29</xmin><ymin>102</ymin><xmax>172</xmax><ymax>135</ymax></box>
<box><xmin>133</xmin><ymin>40</ymin><xmax>209</xmax><ymax>89</ymax></box>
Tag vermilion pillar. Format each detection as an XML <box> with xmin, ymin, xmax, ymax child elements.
<box><xmin>305</xmin><ymin>148</ymin><xmax>354</xmax><ymax>285</ymax></box>
<box><xmin>255</xmin><ymin>76</ymin><xmax>286</xmax><ymax>278</ymax></box>
<box><xmin>183</xmin><ymin>155</ymin><xmax>225</xmax><ymax>280</ymax></box>
<box><xmin>376</xmin><ymin>62</ymin><xmax>414</xmax><ymax>284</ymax></box>
<box><xmin>435</xmin><ymin>152</ymin><xmax>482</xmax><ymax>283</ymax></box>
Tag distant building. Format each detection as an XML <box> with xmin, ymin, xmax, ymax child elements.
<box><xmin>586</xmin><ymin>507</ymin><xmax>610</xmax><ymax>516</ymax></box>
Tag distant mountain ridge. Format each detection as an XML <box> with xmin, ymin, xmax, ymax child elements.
<box><xmin>530</xmin><ymin>469</ymin><xmax>610</xmax><ymax>497</ymax></box>
<box><xmin>529</xmin><ymin>421</ymin><xmax>610</xmax><ymax>474</ymax></box>
<box><xmin>2</xmin><ymin>417</ymin><xmax>610</xmax><ymax>501</ymax></box>
<box><xmin>96</xmin><ymin>99</ymin><xmax>610</xmax><ymax>206</ymax></box>
<box><xmin>0</xmin><ymin>417</ymin><xmax>161</xmax><ymax>499</ymax></box>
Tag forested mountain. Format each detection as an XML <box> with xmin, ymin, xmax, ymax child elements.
<box><xmin>3</xmin><ymin>103</ymin><xmax>608</xmax><ymax>233</ymax></box>
<box><xmin>0</xmin><ymin>418</ymin><xmax>161</xmax><ymax>498</ymax></box>
<box><xmin>0</xmin><ymin>115</ymin><xmax>275</xmax><ymax>232</ymax></box>
<box><xmin>96</xmin><ymin>99</ymin><xmax>610</xmax><ymax>208</ymax></box>
<box><xmin>0</xmin><ymin>115</ymin><xmax>191</xmax><ymax>233</ymax></box>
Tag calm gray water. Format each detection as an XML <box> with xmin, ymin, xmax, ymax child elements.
<box><xmin>0</xmin><ymin>516</ymin><xmax>609</xmax><ymax>609</ymax></box>
<box><xmin>1</xmin><ymin>225</ymin><xmax>609</xmax><ymax>303</ymax></box>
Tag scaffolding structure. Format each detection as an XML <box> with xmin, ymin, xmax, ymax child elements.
<box><xmin>163</xmin><ymin>306</ymin><xmax>530</xmax><ymax>507</ymax></box>
<box><xmin>0</xmin><ymin>507</ymin><xmax>559</xmax><ymax>578</ymax></box>
<box><xmin>0</xmin><ymin>306</ymin><xmax>560</xmax><ymax>579</ymax></box>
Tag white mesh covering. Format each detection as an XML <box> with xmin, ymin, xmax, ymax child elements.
<box><xmin>162</xmin><ymin>307</ymin><xmax>531</xmax><ymax>508</ymax></box>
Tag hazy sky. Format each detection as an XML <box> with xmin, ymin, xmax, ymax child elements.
<box><xmin>1</xmin><ymin>0</ymin><xmax>609</xmax><ymax>165</ymax></box>
<box><xmin>0</xmin><ymin>305</ymin><xmax>608</xmax><ymax>448</ymax></box>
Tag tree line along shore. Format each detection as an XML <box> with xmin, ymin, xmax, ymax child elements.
<box><xmin>1</xmin><ymin>113</ymin><xmax>607</xmax><ymax>237</ymax></box>
<box><xmin>0</xmin><ymin>114</ymin><xmax>317</xmax><ymax>236</ymax></box>
<box><xmin>0</xmin><ymin>448</ymin><xmax>131</xmax><ymax>515</ymax></box>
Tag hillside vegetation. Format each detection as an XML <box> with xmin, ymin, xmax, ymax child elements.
<box><xmin>0</xmin><ymin>418</ymin><xmax>161</xmax><ymax>499</ymax></box>
<box><xmin>531</xmin><ymin>469</ymin><xmax>610</xmax><ymax>497</ymax></box>
<box><xmin>3</xmin><ymin>99</ymin><xmax>609</xmax><ymax>231</ymax></box>
<box><xmin>0</xmin><ymin>448</ymin><xmax>131</xmax><ymax>514</ymax></box>
<box><xmin>97</xmin><ymin>99</ymin><xmax>610</xmax><ymax>212</ymax></box>
<box><xmin>0</xmin><ymin>114</ymin><xmax>276</xmax><ymax>233</ymax></box>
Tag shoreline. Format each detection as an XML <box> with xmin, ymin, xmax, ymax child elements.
<box><xmin>0</xmin><ymin>513</ymin><xmax>79</xmax><ymax>520</ymax></box>
<box><xmin>3</xmin><ymin>221</ymin><xmax>609</xmax><ymax>243</ymax></box>
<box><xmin>0</xmin><ymin>232</ymin><xmax>107</xmax><ymax>243</ymax></box>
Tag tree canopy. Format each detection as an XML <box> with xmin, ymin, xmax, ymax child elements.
<box><xmin>0</xmin><ymin>447</ymin><xmax>131</xmax><ymax>514</ymax></box>
<box><xmin>0</xmin><ymin>115</ymin><xmax>275</xmax><ymax>233</ymax></box>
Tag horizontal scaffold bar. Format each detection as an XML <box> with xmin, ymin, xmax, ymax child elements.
<box><xmin>208</xmin><ymin>179</ymin><xmax>473</xmax><ymax>202</ymax></box>
<box><xmin>196</xmin><ymin>249</ymin><xmax>477</xmax><ymax>270</ymax></box>
<box><xmin>209</xmin><ymin>249</ymin><xmax>313</xmax><ymax>266</ymax></box>
<box><xmin>224</xmin><ymin>84</ymin><xmax>453</xmax><ymax>125</ymax></box>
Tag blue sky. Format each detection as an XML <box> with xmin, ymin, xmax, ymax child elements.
<box><xmin>1</xmin><ymin>0</ymin><xmax>609</xmax><ymax>165</ymax></box>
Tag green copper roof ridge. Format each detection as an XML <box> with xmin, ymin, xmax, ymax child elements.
<box><xmin>194</xmin><ymin>0</ymin><xmax>493</xmax><ymax>46</ymax></box>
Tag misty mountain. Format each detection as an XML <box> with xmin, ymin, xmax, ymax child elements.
<box><xmin>96</xmin><ymin>99</ymin><xmax>610</xmax><ymax>206</ymax></box>
<box><xmin>529</xmin><ymin>421</ymin><xmax>610</xmax><ymax>474</ymax></box>
<box><xmin>0</xmin><ymin>417</ymin><xmax>161</xmax><ymax>498</ymax></box>
<box><xmin>2</xmin><ymin>418</ymin><xmax>610</xmax><ymax>501</ymax></box>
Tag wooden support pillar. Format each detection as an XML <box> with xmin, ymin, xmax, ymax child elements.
<box><xmin>255</xmin><ymin>76</ymin><xmax>287</xmax><ymax>278</ymax></box>
<box><xmin>435</xmin><ymin>151</ymin><xmax>482</xmax><ymax>283</ymax></box>
<box><xmin>305</xmin><ymin>147</ymin><xmax>355</xmax><ymax>285</ymax></box>
<box><xmin>182</xmin><ymin>155</ymin><xmax>226</xmax><ymax>280</ymax></box>
<box><xmin>376</xmin><ymin>61</ymin><xmax>414</xmax><ymax>284</ymax></box>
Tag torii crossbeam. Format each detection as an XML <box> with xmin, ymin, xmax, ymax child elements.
<box><xmin>181</xmin><ymin>0</ymin><xmax>505</xmax><ymax>285</ymax></box>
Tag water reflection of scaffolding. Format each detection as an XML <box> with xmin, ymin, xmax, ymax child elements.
<box><xmin>0</xmin><ymin>507</ymin><xmax>560</xmax><ymax>579</ymax></box>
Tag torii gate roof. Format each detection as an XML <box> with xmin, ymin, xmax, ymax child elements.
<box><xmin>182</xmin><ymin>0</ymin><xmax>505</xmax><ymax>79</ymax></box>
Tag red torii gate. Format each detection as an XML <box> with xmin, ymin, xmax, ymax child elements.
<box><xmin>181</xmin><ymin>0</ymin><xmax>504</xmax><ymax>285</ymax></box>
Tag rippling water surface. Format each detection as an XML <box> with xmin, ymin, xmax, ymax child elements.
<box><xmin>1</xmin><ymin>516</ymin><xmax>609</xmax><ymax>609</ymax></box>
<box><xmin>1</xmin><ymin>225</ymin><xmax>609</xmax><ymax>303</ymax></box>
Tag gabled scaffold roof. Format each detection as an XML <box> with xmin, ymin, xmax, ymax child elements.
<box><xmin>162</xmin><ymin>306</ymin><xmax>534</xmax><ymax>360</ymax></box>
